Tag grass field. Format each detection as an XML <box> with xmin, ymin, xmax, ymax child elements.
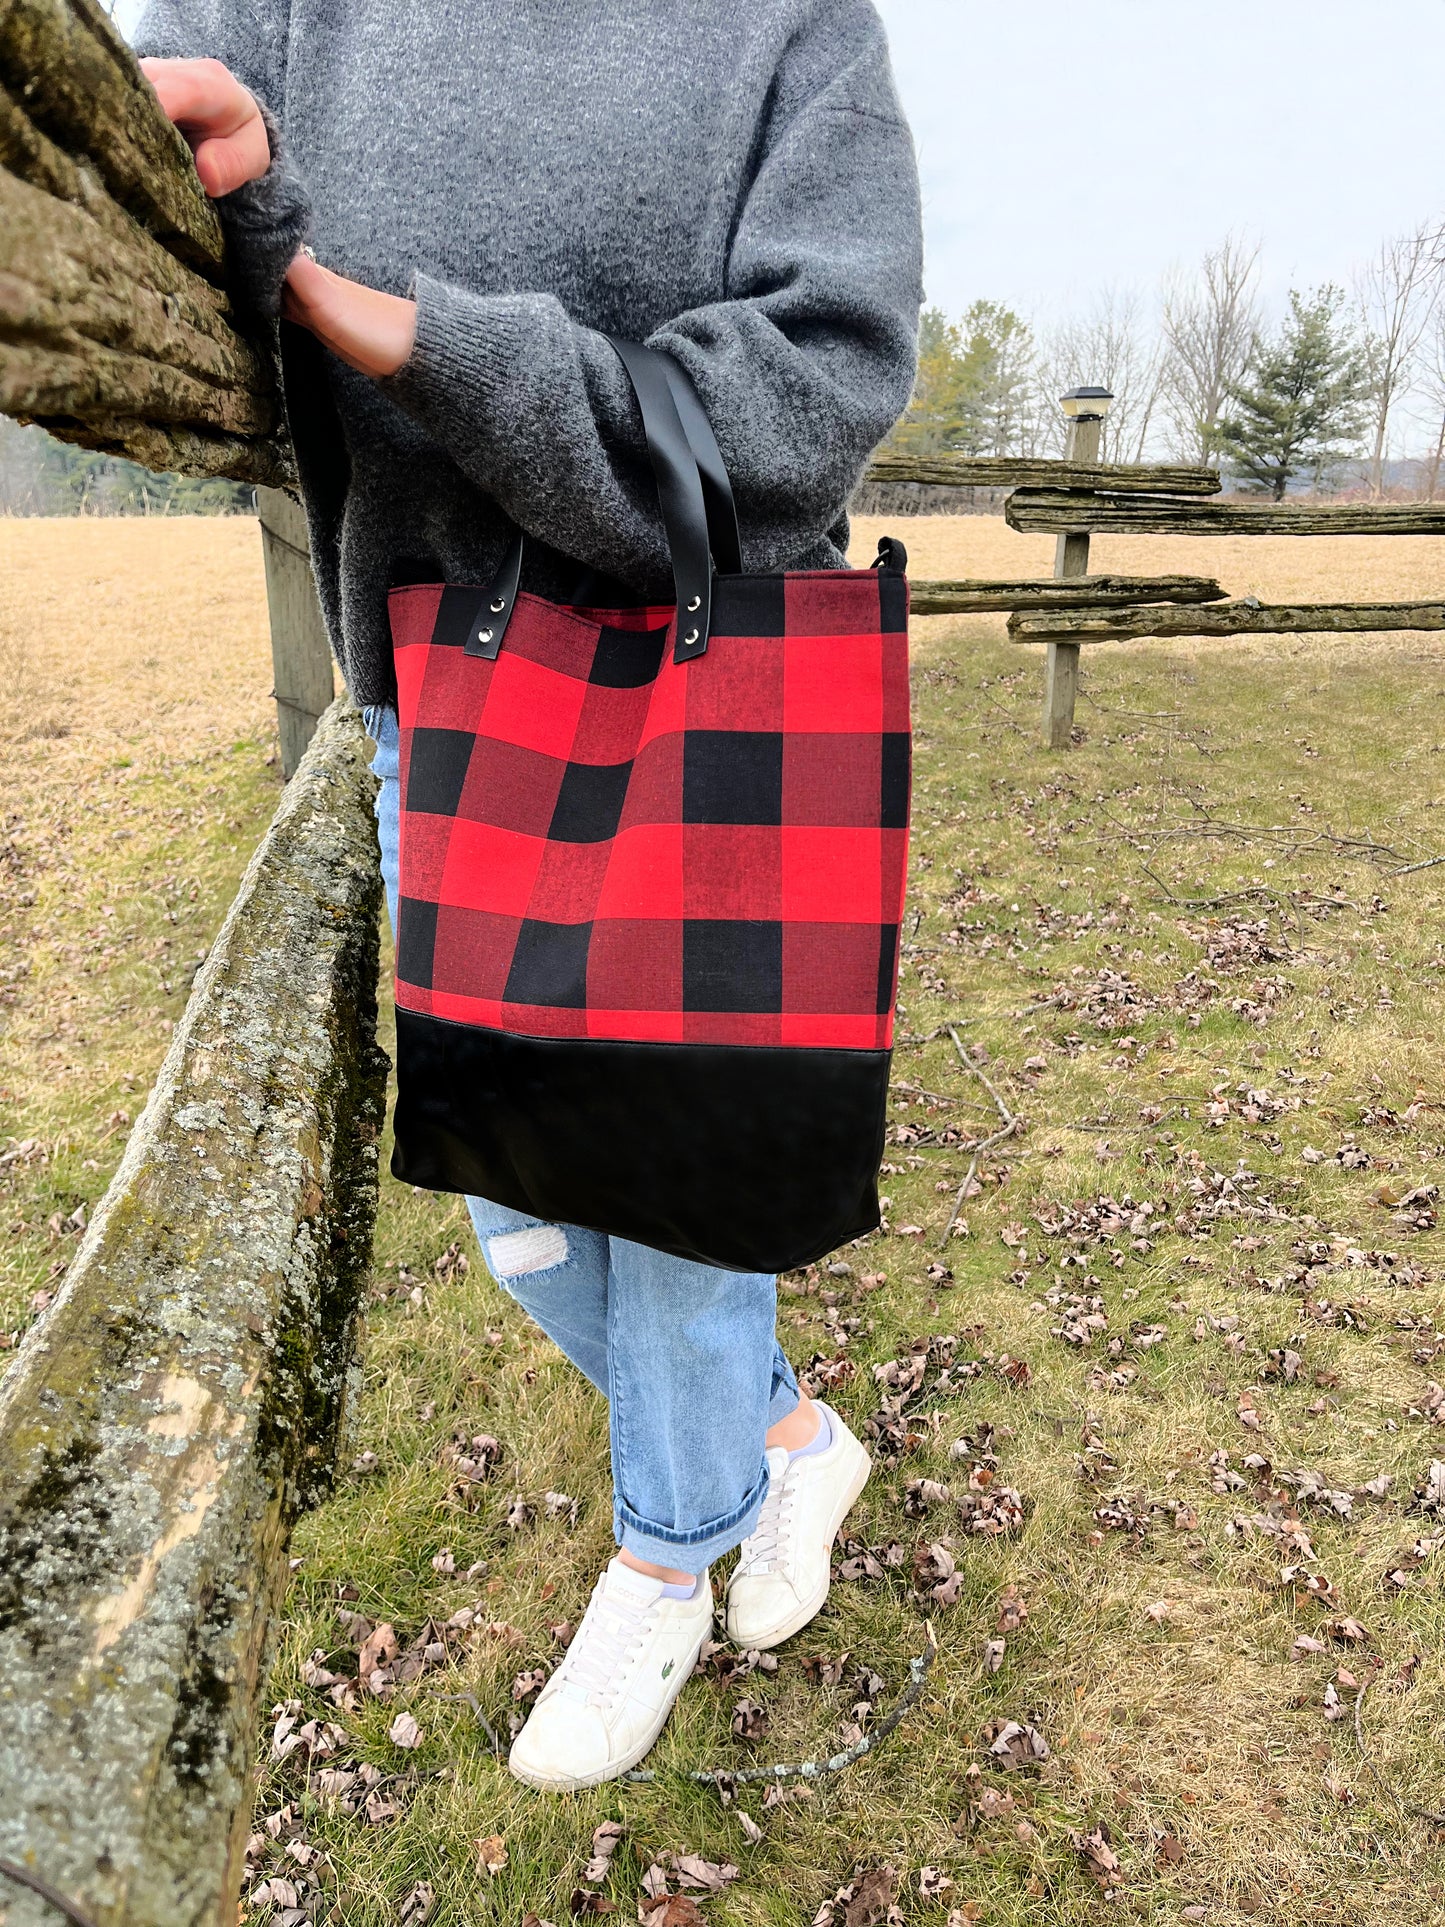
<box><xmin>5</xmin><ymin>513</ymin><xmax>1445</xmax><ymax>1926</ymax></box>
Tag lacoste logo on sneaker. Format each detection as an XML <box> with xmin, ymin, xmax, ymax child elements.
<box><xmin>661</xmin><ymin>1659</ymin><xmax>675</xmax><ymax>1680</ymax></box>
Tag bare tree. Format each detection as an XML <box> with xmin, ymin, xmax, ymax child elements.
<box><xmin>1044</xmin><ymin>288</ymin><xmax>1165</xmax><ymax>463</ymax></box>
<box><xmin>1159</xmin><ymin>235</ymin><xmax>1261</xmax><ymax>465</ymax></box>
<box><xmin>1418</xmin><ymin>304</ymin><xmax>1445</xmax><ymax>501</ymax></box>
<box><xmin>1355</xmin><ymin>218</ymin><xmax>1444</xmax><ymax>496</ymax></box>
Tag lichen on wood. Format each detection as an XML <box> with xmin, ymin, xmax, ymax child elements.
<box><xmin>910</xmin><ymin>572</ymin><xmax>1227</xmax><ymax>616</ymax></box>
<box><xmin>0</xmin><ymin>701</ymin><xmax>386</xmax><ymax>1927</ymax></box>
<box><xmin>0</xmin><ymin>0</ymin><xmax>292</xmax><ymax>483</ymax></box>
<box><xmin>1006</xmin><ymin>490</ymin><xmax>1445</xmax><ymax>538</ymax></box>
<box><xmin>1009</xmin><ymin>598</ymin><xmax>1445</xmax><ymax>643</ymax></box>
<box><xmin>867</xmin><ymin>452</ymin><xmax>1221</xmax><ymax>495</ymax></box>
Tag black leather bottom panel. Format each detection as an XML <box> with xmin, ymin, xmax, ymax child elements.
<box><xmin>391</xmin><ymin>1010</ymin><xmax>889</xmax><ymax>1273</ymax></box>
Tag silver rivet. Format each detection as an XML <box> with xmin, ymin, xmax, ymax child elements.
<box><xmin>490</xmin><ymin>598</ymin><xmax>506</xmax><ymax>613</ymax></box>
<box><xmin>687</xmin><ymin>595</ymin><xmax>701</xmax><ymax>613</ymax></box>
<box><xmin>477</xmin><ymin>628</ymin><xmax>493</xmax><ymax>644</ymax></box>
<box><xmin>683</xmin><ymin>628</ymin><xmax>699</xmax><ymax>647</ymax></box>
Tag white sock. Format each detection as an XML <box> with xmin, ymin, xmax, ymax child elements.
<box><xmin>660</xmin><ymin>1575</ymin><xmax>700</xmax><ymax>1600</ymax></box>
<box><xmin>790</xmin><ymin>1403</ymin><xmax>832</xmax><ymax>1461</ymax></box>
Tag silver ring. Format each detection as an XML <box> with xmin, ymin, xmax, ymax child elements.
<box><xmin>477</xmin><ymin>628</ymin><xmax>493</xmax><ymax>645</ymax></box>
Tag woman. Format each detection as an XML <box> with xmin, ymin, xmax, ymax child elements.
<box><xmin>138</xmin><ymin>0</ymin><xmax>923</xmax><ymax>1791</ymax></box>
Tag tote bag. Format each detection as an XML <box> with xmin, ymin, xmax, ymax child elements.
<box><xmin>386</xmin><ymin>338</ymin><xmax>911</xmax><ymax>1272</ymax></box>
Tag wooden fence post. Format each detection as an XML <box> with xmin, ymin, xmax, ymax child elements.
<box><xmin>257</xmin><ymin>486</ymin><xmax>335</xmax><ymax>779</ymax></box>
<box><xmin>1041</xmin><ymin>388</ymin><xmax>1111</xmax><ymax>749</ymax></box>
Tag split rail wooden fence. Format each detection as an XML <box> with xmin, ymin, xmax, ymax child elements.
<box><xmin>2</xmin><ymin>1</ymin><xmax>1444</xmax><ymax>1917</ymax></box>
<box><xmin>870</xmin><ymin>443</ymin><xmax>1445</xmax><ymax>746</ymax></box>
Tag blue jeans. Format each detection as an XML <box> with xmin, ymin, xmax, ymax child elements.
<box><xmin>362</xmin><ymin>705</ymin><xmax>799</xmax><ymax>1573</ymax></box>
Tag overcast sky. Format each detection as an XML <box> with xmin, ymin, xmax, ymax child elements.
<box><xmin>121</xmin><ymin>0</ymin><xmax>1443</xmax><ymax>326</ymax></box>
<box><xmin>875</xmin><ymin>0</ymin><xmax>1445</xmax><ymax>324</ymax></box>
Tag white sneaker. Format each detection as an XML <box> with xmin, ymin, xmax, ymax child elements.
<box><xmin>724</xmin><ymin>1402</ymin><xmax>872</xmax><ymax>1651</ymax></box>
<box><xmin>508</xmin><ymin>1558</ymin><xmax>712</xmax><ymax>1791</ymax></box>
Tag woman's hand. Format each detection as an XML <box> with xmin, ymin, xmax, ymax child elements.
<box><xmin>139</xmin><ymin>57</ymin><xmax>270</xmax><ymax>197</ymax></box>
<box><xmin>281</xmin><ymin>252</ymin><xmax>418</xmax><ymax>380</ymax></box>
<box><xmin>144</xmin><ymin>55</ymin><xmax>415</xmax><ymax>379</ymax></box>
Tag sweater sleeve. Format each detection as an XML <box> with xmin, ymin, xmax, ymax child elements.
<box><xmin>379</xmin><ymin>11</ymin><xmax>923</xmax><ymax>585</ymax></box>
<box><xmin>133</xmin><ymin>0</ymin><xmax>310</xmax><ymax>317</ymax></box>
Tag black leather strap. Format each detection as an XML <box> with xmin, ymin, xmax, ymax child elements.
<box><xmin>463</xmin><ymin>527</ymin><xmax>524</xmax><ymax>659</ymax></box>
<box><xmin>609</xmin><ymin>337</ymin><xmax>717</xmax><ymax>662</ymax></box>
<box><xmin>447</xmin><ymin>338</ymin><xmax>740</xmax><ymax>666</ymax></box>
<box><xmin>659</xmin><ymin>356</ymin><xmax>743</xmax><ymax>576</ymax></box>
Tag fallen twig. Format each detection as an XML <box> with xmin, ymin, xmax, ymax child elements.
<box><xmin>1133</xmin><ymin>862</ymin><xmax>1306</xmax><ymax>940</ymax></box>
<box><xmin>1100</xmin><ymin>817</ymin><xmax>1417</xmax><ymax>868</ymax></box>
<box><xmin>1389</xmin><ymin>853</ymin><xmax>1445</xmax><ymax>878</ymax></box>
<box><xmin>938</xmin><ymin>1026</ymin><xmax>1021</xmax><ymax>1247</ymax></box>
<box><xmin>946</xmin><ymin>1024</ymin><xmax>1015</xmax><ymax>1123</ymax></box>
<box><xmin>0</xmin><ymin>1857</ymin><xmax>99</xmax><ymax>1927</ymax></box>
<box><xmin>432</xmin><ymin>1691</ymin><xmax>506</xmax><ymax>1754</ymax></box>
<box><xmin>624</xmin><ymin>1624</ymin><xmax>939</xmax><ymax>1787</ymax></box>
<box><xmin>891</xmin><ymin>1079</ymin><xmax>992</xmax><ymax>1114</ymax></box>
<box><xmin>899</xmin><ymin>1021</ymin><xmax>975</xmax><ymax>1047</ymax></box>
<box><xmin>1351</xmin><ymin>1669</ymin><xmax>1445</xmax><ymax>1829</ymax></box>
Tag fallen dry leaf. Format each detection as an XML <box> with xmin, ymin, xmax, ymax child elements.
<box><xmin>582</xmin><ymin>1819</ymin><xmax>623</xmax><ymax>1884</ymax></box>
<box><xmin>1071</xmin><ymin>1823</ymin><xmax>1123</xmax><ymax>1892</ymax></box>
<box><xmin>983</xmin><ymin>1718</ymin><xmax>1048</xmax><ymax>1770</ymax></box>
<box><xmin>386</xmin><ymin>1711</ymin><xmax>424</xmax><ymax>1750</ymax></box>
<box><xmin>666</xmin><ymin>1854</ymin><xmax>740</xmax><ymax>1894</ymax></box>
<box><xmin>638</xmin><ymin>1900</ymin><xmax>704</xmax><ymax>1927</ymax></box>
<box><xmin>476</xmin><ymin>1833</ymin><xmax>508</xmax><ymax>1877</ymax></box>
<box><xmin>399</xmin><ymin>1881</ymin><xmax>435</xmax><ymax>1923</ymax></box>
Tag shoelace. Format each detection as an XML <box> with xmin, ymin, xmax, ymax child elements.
<box><xmin>558</xmin><ymin>1578</ymin><xmax>659</xmax><ymax>1710</ymax></box>
<box><xmin>737</xmin><ymin>1470</ymin><xmax>798</xmax><ymax>1577</ymax></box>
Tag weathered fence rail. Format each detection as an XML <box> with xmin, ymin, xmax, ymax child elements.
<box><xmin>0</xmin><ymin>0</ymin><xmax>290</xmax><ymax>482</ymax></box>
<box><xmin>910</xmin><ymin>572</ymin><xmax>1227</xmax><ymax>616</ymax></box>
<box><xmin>864</xmin><ymin>452</ymin><xmax>1221</xmax><ymax>495</ymax></box>
<box><xmin>0</xmin><ymin>701</ymin><xmax>385</xmax><ymax>1927</ymax></box>
<box><xmin>1005</xmin><ymin>490</ymin><xmax>1445</xmax><ymax>538</ymax></box>
<box><xmin>1010</xmin><ymin>598</ymin><xmax>1445</xmax><ymax>643</ymax></box>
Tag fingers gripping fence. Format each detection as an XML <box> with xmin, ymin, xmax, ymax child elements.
<box><xmin>0</xmin><ymin>703</ymin><xmax>388</xmax><ymax>1927</ymax></box>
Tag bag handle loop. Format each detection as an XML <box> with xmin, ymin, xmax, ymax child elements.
<box><xmin>467</xmin><ymin>338</ymin><xmax>742</xmax><ymax>665</ymax></box>
<box><xmin>609</xmin><ymin>338</ymin><xmax>722</xmax><ymax>662</ymax></box>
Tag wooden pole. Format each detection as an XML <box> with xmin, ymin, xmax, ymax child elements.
<box><xmin>1041</xmin><ymin>404</ymin><xmax>1106</xmax><ymax>748</ymax></box>
<box><xmin>257</xmin><ymin>486</ymin><xmax>335</xmax><ymax>779</ymax></box>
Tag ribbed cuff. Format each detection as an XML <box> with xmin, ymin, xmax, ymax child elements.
<box><xmin>216</xmin><ymin>101</ymin><xmax>312</xmax><ymax>319</ymax></box>
<box><xmin>381</xmin><ymin>276</ymin><xmax>554</xmax><ymax>453</ymax></box>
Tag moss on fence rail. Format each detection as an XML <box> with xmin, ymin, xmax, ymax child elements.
<box><xmin>0</xmin><ymin>0</ymin><xmax>291</xmax><ymax>484</ymax></box>
<box><xmin>0</xmin><ymin>700</ymin><xmax>386</xmax><ymax>1927</ymax></box>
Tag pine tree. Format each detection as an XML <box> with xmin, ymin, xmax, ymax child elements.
<box><xmin>1217</xmin><ymin>286</ymin><xmax>1372</xmax><ymax>499</ymax></box>
<box><xmin>883</xmin><ymin>302</ymin><xmax>1035</xmax><ymax>459</ymax></box>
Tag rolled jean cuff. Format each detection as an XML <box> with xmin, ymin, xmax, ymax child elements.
<box><xmin>614</xmin><ymin>1461</ymin><xmax>771</xmax><ymax>1576</ymax></box>
<box><xmin>767</xmin><ymin>1345</ymin><xmax>801</xmax><ymax>1432</ymax></box>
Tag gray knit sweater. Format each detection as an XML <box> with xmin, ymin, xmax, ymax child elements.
<box><xmin>134</xmin><ymin>1</ymin><xmax>924</xmax><ymax>708</ymax></box>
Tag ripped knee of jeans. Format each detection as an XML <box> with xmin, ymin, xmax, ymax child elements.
<box><xmin>486</xmin><ymin>1222</ymin><xmax>569</xmax><ymax>1282</ymax></box>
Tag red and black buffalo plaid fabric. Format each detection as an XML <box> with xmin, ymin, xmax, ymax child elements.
<box><xmin>388</xmin><ymin>571</ymin><xmax>909</xmax><ymax>1049</ymax></box>
<box><xmin>385</xmin><ymin>340</ymin><xmax>911</xmax><ymax>1273</ymax></box>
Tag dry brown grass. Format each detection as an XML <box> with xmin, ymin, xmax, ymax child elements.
<box><xmin>6</xmin><ymin>516</ymin><xmax>1445</xmax><ymax>1926</ymax></box>
<box><xmin>855</xmin><ymin>514</ymin><xmax>1445</xmax><ymax>609</ymax></box>
<box><xmin>0</xmin><ymin>517</ymin><xmax>280</xmax><ymax>1335</ymax></box>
